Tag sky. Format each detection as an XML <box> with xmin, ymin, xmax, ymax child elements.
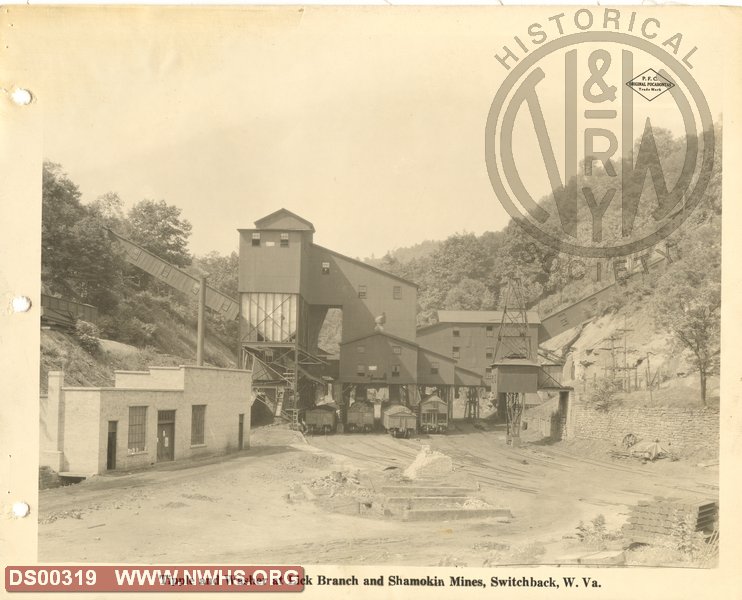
<box><xmin>7</xmin><ymin>6</ymin><xmax>722</xmax><ymax>260</ymax></box>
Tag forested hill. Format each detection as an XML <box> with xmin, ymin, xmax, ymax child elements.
<box><xmin>41</xmin><ymin>162</ymin><xmax>240</xmax><ymax>389</ymax></box>
<box><xmin>366</xmin><ymin>123</ymin><xmax>722</xmax><ymax>328</ymax></box>
<box><xmin>42</xmin><ymin>121</ymin><xmax>721</xmax><ymax>403</ymax></box>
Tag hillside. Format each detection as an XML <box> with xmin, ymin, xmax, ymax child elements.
<box><xmin>41</xmin><ymin>118</ymin><xmax>721</xmax><ymax>410</ymax></box>
<box><xmin>41</xmin><ymin>310</ymin><xmax>237</xmax><ymax>394</ymax></box>
<box><xmin>541</xmin><ymin>299</ymin><xmax>720</xmax><ymax>408</ymax></box>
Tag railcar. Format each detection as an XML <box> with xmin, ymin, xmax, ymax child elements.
<box><xmin>346</xmin><ymin>400</ymin><xmax>375</xmax><ymax>433</ymax></box>
<box><xmin>419</xmin><ymin>396</ymin><xmax>448</xmax><ymax>434</ymax></box>
<box><xmin>382</xmin><ymin>405</ymin><xmax>417</xmax><ymax>438</ymax></box>
<box><xmin>304</xmin><ymin>405</ymin><xmax>338</xmax><ymax>435</ymax></box>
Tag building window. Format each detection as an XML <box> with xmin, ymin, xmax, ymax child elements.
<box><xmin>368</xmin><ymin>365</ymin><xmax>378</xmax><ymax>372</ymax></box>
<box><xmin>161</xmin><ymin>265</ymin><xmax>171</xmax><ymax>278</ymax></box>
<box><xmin>453</xmin><ymin>327</ymin><xmax>460</xmax><ymax>337</ymax></box>
<box><xmin>452</xmin><ymin>347</ymin><xmax>460</xmax><ymax>359</ymax></box>
<box><xmin>357</xmin><ymin>345</ymin><xmax>366</xmax><ymax>354</ymax></box>
<box><xmin>430</xmin><ymin>362</ymin><xmax>439</xmax><ymax>375</ymax></box>
<box><xmin>393</xmin><ymin>286</ymin><xmax>402</xmax><ymax>300</ymax></box>
<box><xmin>358</xmin><ymin>285</ymin><xmax>367</xmax><ymax>299</ymax></box>
<box><xmin>485</xmin><ymin>367</ymin><xmax>493</xmax><ymax>379</ymax></box>
<box><xmin>392</xmin><ymin>365</ymin><xmax>400</xmax><ymax>378</ymax></box>
<box><xmin>486</xmin><ymin>325</ymin><xmax>494</xmax><ymax>337</ymax></box>
<box><xmin>321</xmin><ymin>261</ymin><xmax>330</xmax><ymax>275</ymax></box>
<box><xmin>251</xmin><ymin>232</ymin><xmax>261</xmax><ymax>247</ymax></box>
<box><xmin>280</xmin><ymin>233</ymin><xmax>289</xmax><ymax>248</ymax></box>
<box><xmin>128</xmin><ymin>406</ymin><xmax>147</xmax><ymax>453</ymax></box>
<box><xmin>486</xmin><ymin>347</ymin><xmax>494</xmax><ymax>360</ymax></box>
<box><xmin>392</xmin><ymin>346</ymin><xmax>402</xmax><ymax>355</ymax></box>
<box><xmin>356</xmin><ymin>364</ymin><xmax>366</xmax><ymax>376</ymax></box>
<box><xmin>191</xmin><ymin>405</ymin><xmax>206</xmax><ymax>445</ymax></box>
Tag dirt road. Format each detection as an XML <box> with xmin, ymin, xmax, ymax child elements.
<box><xmin>38</xmin><ymin>422</ymin><xmax>717</xmax><ymax>566</ymax></box>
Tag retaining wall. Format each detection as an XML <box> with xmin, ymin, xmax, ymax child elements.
<box><xmin>567</xmin><ymin>400</ymin><xmax>719</xmax><ymax>454</ymax></box>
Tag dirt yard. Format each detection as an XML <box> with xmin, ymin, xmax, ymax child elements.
<box><xmin>38</xmin><ymin>422</ymin><xmax>718</xmax><ymax>566</ymax></box>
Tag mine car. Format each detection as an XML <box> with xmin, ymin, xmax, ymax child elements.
<box><xmin>346</xmin><ymin>400</ymin><xmax>375</xmax><ymax>433</ymax></box>
<box><xmin>419</xmin><ymin>396</ymin><xmax>448</xmax><ymax>434</ymax></box>
<box><xmin>382</xmin><ymin>404</ymin><xmax>417</xmax><ymax>438</ymax></box>
<box><xmin>303</xmin><ymin>404</ymin><xmax>338</xmax><ymax>435</ymax></box>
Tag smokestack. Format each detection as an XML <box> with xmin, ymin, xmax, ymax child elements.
<box><xmin>196</xmin><ymin>276</ymin><xmax>207</xmax><ymax>366</ymax></box>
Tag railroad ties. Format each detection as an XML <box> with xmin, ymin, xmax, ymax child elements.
<box><xmin>622</xmin><ymin>497</ymin><xmax>718</xmax><ymax>545</ymax></box>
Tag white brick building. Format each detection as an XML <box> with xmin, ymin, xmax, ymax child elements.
<box><xmin>40</xmin><ymin>366</ymin><xmax>253</xmax><ymax>475</ymax></box>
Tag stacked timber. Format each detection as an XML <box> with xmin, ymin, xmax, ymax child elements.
<box><xmin>622</xmin><ymin>497</ymin><xmax>718</xmax><ymax>544</ymax></box>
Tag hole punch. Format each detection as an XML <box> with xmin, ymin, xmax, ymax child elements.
<box><xmin>12</xmin><ymin>501</ymin><xmax>30</xmax><ymax>518</ymax></box>
<box><xmin>11</xmin><ymin>296</ymin><xmax>31</xmax><ymax>313</ymax></box>
<box><xmin>10</xmin><ymin>88</ymin><xmax>32</xmax><ymax>106</ymax></box>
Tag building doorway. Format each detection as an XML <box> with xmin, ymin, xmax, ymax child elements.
<box><xmin>106</xmin><ymin>421</ymin><xmax>117</xmax><ymax>470</ymax></box>
<box><xmin>238</xmin><ymin>413</ymin><xmax>245</xmax><ymax>450</ymax></box>
<box><xmin>157</xmin><ymin>410</ymin><xmax>175</xmax><ymax>462</ymax></box>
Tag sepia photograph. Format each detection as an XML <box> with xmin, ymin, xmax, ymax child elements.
<box><xmin>1</xmin><ymin>4</ymin><xmax>741</xmax><ymax>598</ymax></box>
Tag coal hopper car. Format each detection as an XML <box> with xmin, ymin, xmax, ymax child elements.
<box><xmin>303</xmin><ymin>404</ymin><xmax>338</xmax><ymax>435</ymax></box>
<box><xmin>382</xmin><ymin>404</ymin><xmax>417</xmax><ymax>438</ymax></box>
<box><xmin>419</xmin><ymin>396</ymin><xmax>449</xmax><ymax>434</ymax></box>
<box><xmin>346</xmin><ymin>400</ymin><xmax>375</xmax><ymax>433</ymax></box>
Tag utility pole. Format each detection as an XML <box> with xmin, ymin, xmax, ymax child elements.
<box><xmin>196</xmin><ymin>276</ymin><xmax>207</xmax><ymax>366</ymax></box>
<box><xmin>617</xmin><ymin>317</ymin><xmax>634</xmax><ymax>393</ymax></box>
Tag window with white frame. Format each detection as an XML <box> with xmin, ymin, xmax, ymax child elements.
<box><xmin>128</xmin><ymin>406</ymin><xmax>147</xmax><ymax>453</ymax></box>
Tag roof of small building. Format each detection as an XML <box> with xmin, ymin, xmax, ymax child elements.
<box><xmin>253</xmin><ymin>208</ymin><xmax>316</xmax><ymax>232</ymax></box>
<box><xmin>491</xmin><ymin>358</ymin><xmax>540</xmax><ymax>367</ymax></box>
<box><xmin>340</xmin><ymin>330</ymin><xmax>418</xmax><ymax>348</ymax></box>
<box><xmin>313</xmin><ymin>244</ymin><xmax>419</xmax><ymax>288</ymax></box>
<box><xmin>436</xmin><ymin>310</ymin><xmax>542</xmax><ymax>324</ymax></box>
<box><xmin>384</xmin><ymin>404</ymin><xmax>415</xmax><ymax>415</ymax></box>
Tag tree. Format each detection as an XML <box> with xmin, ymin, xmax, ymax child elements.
<box><xmin>42</xmin><ymin>162</ymin><xmax>125</xmax><ymax>309</ymax></box>
<box><xmin>42</xmin><ymin>162</ymin><xmax>86</xmax><ymax>294</ymax></box>
<box><xmin>654</xmin><ymin>234</ymin><xmax>721</xmax><ymax>406</ymax></box>
<box><xmin>88</xmin><ymin>192</ymin><xmax>126</xmax><ymax>231</ymax></box>
<box><xmin>191</xmin><ymin>251</ymin><xmax>239</xmax><ymax>298</ymax></box>
<box><xmin>127</xmin><ymin>199</ymin><xmax>193</xmax><ymax>267</ymax></box>
<box><xmin>443</xmin><ymin>278</ymin><xmax>497</xmax><ymax>311</ymax></box>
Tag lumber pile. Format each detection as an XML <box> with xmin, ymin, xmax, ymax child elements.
<box><xmin>622</xmin><ymin>497</ymin><xmax>718</xmax><ymax>544</ymax></box>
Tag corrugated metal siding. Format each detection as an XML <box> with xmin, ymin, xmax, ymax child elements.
<box><xmin>40</xmin><ymin>294</ymin><xmax>98</xmax><ymax>326</ymax></box>
<box><xmin>109</xmin><ymin>230</ymin><xmax>239</xmax><ymax>320</ymax></box>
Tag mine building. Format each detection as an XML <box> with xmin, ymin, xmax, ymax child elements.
<box><xmin>238</xmin><ymin>209</ymin><xmax>496</xmax><ymax>423</ymax></box>
<box><xmin>416</xmin><ymin>309</ymin><xmax>543</xmax><ymax>389</ymax></box>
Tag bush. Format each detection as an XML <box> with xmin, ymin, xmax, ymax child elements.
<box><xmin>74</xmin><ymin>320</ymin><xmax>100</xmax><ymax>354</ymax></box>
<box><xmin>586</xmin><ymin>378</ymin><xmax>621</xmax><ymax>412</ymax></box>
<box><xmin>576</xmin><ymin>515</ymin><xmax>610</xmax><ymax>548</ymax></box>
